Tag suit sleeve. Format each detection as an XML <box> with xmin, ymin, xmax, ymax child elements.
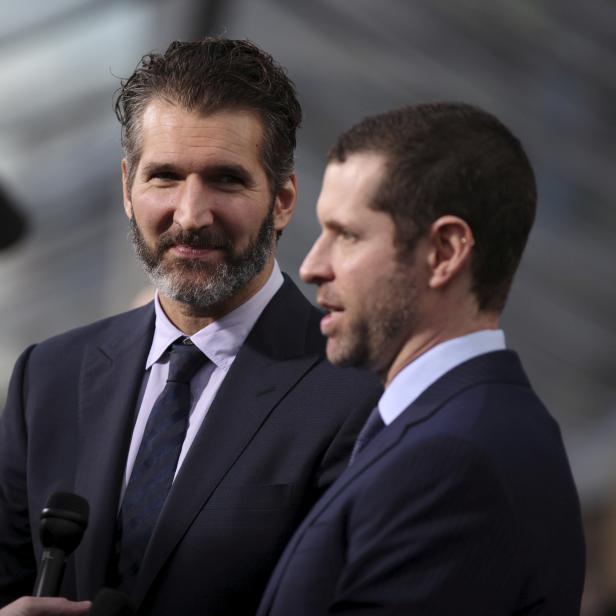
<box><xmin>0</xmin><ymin>346</ymin><xmax>37</xmax><ymax>606</ymax></box>
<box><xmin>329</xmin><ymin>435</ymin><xmax>520</xmax><ymax>615</ymax></box>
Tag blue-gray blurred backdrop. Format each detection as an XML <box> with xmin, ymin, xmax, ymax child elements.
<box><xmin>1</xmin><ymin>1</ymin><xmax>614</xmax><ymax>611</ymax></box>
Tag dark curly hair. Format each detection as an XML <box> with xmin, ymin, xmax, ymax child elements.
<box><xmin>114</xmin><ymin>38</ymin><xmax>302</xmax><ymax>195</ymax></box>
<box><xmin>329</xmin><ymin>103</ymin><xmax>537</xmax><ymax>313</ymax></box>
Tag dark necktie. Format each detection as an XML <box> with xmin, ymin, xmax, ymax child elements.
<box><xmin>115</xmin><ymin>338</ymin><xmax>207</xmax><ymax>593</ymax></box>
<box><xmin>348</xmin><ymin>406</ymin><xmax>385</xmax><ymax>465</ymax></box>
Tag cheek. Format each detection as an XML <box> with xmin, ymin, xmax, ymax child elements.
<box><xmin>337</xmin><ymin>257</ymin><xmax>380</xmax><ymax>294</ymax></box>
<box><xmin>219</xmin><ymin>210</ymin><xmax>253</xmax><ymax>237</ymax></box>
<box><xmin>220</xmin><ymin>200</ymin><xmax>269</xmax><ymax>240</ymax></box>
<box><xmin>338</xmin><ymin>260</ymin><xmax>397</xmax><ymax>321</ymax></box>
<box><xmin>131</xmin><ymin>189</ymin><xmax>177</xmax><ymax>232</ymax></box>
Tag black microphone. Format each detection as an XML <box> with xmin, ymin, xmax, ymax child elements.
<box><xmin>33</xmin><ymin>492</ymin><xmax>89</xmax><ymax>597</ymax></box>
<box><xmin>89</xmin><ymin>588</ymin><xmax>135</xmax><ymax>616</ymax></box>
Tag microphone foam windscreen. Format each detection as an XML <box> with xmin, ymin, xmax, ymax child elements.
<box><xmin>40</xmin><ymin>492</ymin><xmax>89</xmax><ymax>553</ymax></box>
<box><xmin>43</xmin><ymin>492</ymin><xmax>89</xmax><ymax>526</ymax></box>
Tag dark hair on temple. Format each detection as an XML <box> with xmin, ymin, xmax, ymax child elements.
<box><xmin>329</xmin><ymin>103</ymin><xmax>537</xmax><ymax>312</ymax></box>
<box><xmin>114</xmin><ymin>38</ymin><xmax>302</xmax><ymax>196</ymax></box>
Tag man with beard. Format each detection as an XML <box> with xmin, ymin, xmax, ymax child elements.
<box><xmin>0</xmin><ymin>39</ymin><xmax>380</xmax><ymax>616</ymax></box>
<box><xmin>256</xmin><ymin>103</ymin><xmax>585</xmax><ymax>615</ymax></box>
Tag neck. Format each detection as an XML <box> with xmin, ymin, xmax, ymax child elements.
<box><xmin>158</xmin><ymin>261</ymin><xmax>274</xmax><ymax>335</ymax></box>
<box><xmin>383</xmin><ymin>311</ymin><xmax>499</xmax><ymax>387</ymax></box>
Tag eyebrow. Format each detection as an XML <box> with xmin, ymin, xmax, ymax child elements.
<box><xmin>323</xmin><ymin>220</ymin><xmax>350</xmax><ymax>234</ymax></box>
<box><xmin>140</xmin><ymin>161</ymin><xmax>254</xmax><ymax>185</ymax></box>
<box><xmin>140</xmin><ymin>162</ymin><xmax>176</xmax><ymax>178</ymax></box>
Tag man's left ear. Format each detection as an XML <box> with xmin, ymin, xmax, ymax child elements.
<box><xmin>121</xmin><ymin>159</ymin><xmax>133</xmax><ymax>220</ymax></box>
<box><xmin>426</xmin><ymin>215</ymin><xmax>474</xmax><ymax>289</ymax></box>
<box><xmin>273</xmin><ymin>174</ymin><xmax>297</xmax><ymax>234</ymax></box>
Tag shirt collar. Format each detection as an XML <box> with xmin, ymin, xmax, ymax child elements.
<box><xmin>379</xmin><ymin>329</ymin><xmax>506</xmax><ymax>426</ymax></box>
<box><xmin>146</xmin><ymin>261</ymin><xmax>284</xmax><ymax>369</ymax></box>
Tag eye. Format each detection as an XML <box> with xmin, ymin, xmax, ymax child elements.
<box><xmin>213</xmin><ymin>174</ymin><xmax>245</xmax><ymax>189</ymax></box>
<box><xmin>220</xmin><ymin>175</ymin><xmax>240</xmax><ymax>184</ymax></box>
<box><xmin>149</xmin><ymin>170</ymin><xmax>181</xmax><ymax>183</ymax></box>
<box><xmin>338</xmin><ymin>229</ymin><xmax>357</xmax><ymax>242</ymax></box>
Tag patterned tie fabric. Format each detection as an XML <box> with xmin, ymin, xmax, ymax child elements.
<box><xmin>115</xmin><ymin>338</ymin><xmax>207</xmax><ymax>593</ymax></box>
<box><xmin>348</xmin><ymin>406</ymin><xmax>385</xmax><ymax>465</ymax></box>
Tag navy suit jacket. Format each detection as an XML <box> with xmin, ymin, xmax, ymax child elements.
<box><xmin>258</xmin><ymin>351</ymin><xmax>585</xmax><ymax>616</ymax></box>
<box><xmin>0</xmin><ymin>277</ymin><xmax>381</xmax><ymax>616</ymax></box>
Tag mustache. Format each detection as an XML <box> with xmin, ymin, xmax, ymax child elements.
<box><xmin>317</xmin><ymin>288</ymin><xmax>342</xmax><ymax>309</ymax></box>
<box><xmin>157</xmin><ymin>228</ymin><xmax>234</xmax><ymax>254</ymax></box>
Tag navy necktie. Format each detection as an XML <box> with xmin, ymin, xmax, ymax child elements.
<box><xmin>349</xmin><ymin>406</ymin><xmax>385</xmax><ymax>465</ymax></box>
<box><xmin>115</xmin><ymin>338</ymin><xmax>207</xmax><ymax>593</ymax></box>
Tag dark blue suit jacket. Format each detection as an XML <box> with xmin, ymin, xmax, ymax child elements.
<box><xmin>258</xmin><ymin>351</ymin><xmax>585</xmax><ymax>616</ymax></box>
<box><xmin>0</xmin><ymin>277</ymin><xmax>381</xmax><ymax>616</ymax></box>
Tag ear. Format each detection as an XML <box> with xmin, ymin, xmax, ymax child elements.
<box><xmin>272</xmin><ymin>174</ymin><xmax>297</xmax><ymax>233</ymax></box>
<box><xmin>121</xmin><ymin>159</ymin><xmax>133</xmax><ymax>219</ymax></box>
<box><xmin>426</xmin><ymin>215</ymin><xmax>474</xmax><ymax>289</ymax></box>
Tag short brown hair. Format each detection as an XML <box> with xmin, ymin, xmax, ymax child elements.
<box><xmin>329</xmin><ymin>103</ymin><xmax>537</xmax><ymax>313</ymax></box>
<box><xmin>115</xmin><ymin>38</ymin><xmax>302</xmax><ymax>195</ymax></box>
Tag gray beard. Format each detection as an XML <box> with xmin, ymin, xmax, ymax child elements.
<box><xmin>129</xmin><ymin>209</ymin><xmax>275</xmax><ymax>311</ymax></box>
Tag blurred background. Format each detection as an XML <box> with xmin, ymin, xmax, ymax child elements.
<box><xmin>0</xmin><ymin>0</ymin><xmax>614</xmax><ymax>612</ymax></box>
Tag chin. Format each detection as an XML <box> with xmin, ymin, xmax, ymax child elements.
<box><xmin>325</xmin><ymin>341</ymin><xmax>346</xmax><ymax>367</ymax></box>
<box><xmin>325</xmin><ymin>340</ymin><xmax>364</xmax><ymax>370</ymax></box>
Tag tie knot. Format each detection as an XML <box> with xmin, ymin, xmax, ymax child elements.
<box><xmin>167</xmin><ymin>338</ymin><xmax>207</xmax><ymax>384</ymax></box>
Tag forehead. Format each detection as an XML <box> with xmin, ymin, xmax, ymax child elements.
<box><xmin>317</xmin><ymin>152</ymin><xmax>388</xmax><ymax>223</ymax></box>
<box><xmin>137</xmin><ymin>99</ymin><xmax>265</xmax><ymax>170</ymax></box>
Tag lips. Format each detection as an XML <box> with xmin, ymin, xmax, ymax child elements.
<box><xmin>318</xmin><ymin>297</ymin><xmax>344</xmax><ymax>336</ymax></box>
<box><xmin>170</xmin><ymin>244</ymin><xmax>223</xmax><ymax>259</ymax></box>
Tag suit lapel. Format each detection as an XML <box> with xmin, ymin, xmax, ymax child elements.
<box><xmin>256</xmin><ymin>412</ymin><xmax>405</xmax><ymax>616</ymax></box>
<box><xmin>130</xmin><ymin>277</ymin><xmax>325</xmax><ymax>607</ymax></box>
<box><xmin>258</xmin><ymin>350</ymin><xmax>529</xmax><ymax>615</ymax></box>
<box><xmin>74</xmin><ymin>306</ymin><xmax>154</xmax><ymax>598</ymax></box>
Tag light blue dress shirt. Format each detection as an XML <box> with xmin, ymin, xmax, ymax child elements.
<box><xmin>378</xmin><ymin>330</ymin><xmax>506</xmax><ymax>426</ymax></box>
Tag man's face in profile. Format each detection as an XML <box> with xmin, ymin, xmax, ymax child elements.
<box><xmin>300</xmin><ymin>152</ymin><xmax>423</xmax><ymax>378</ymax></box>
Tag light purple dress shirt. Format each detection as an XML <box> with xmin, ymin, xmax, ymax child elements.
<box><xmin>121</xmin><ymin>262</ymin><xmax>284</xmax><ymax>493</ymax></box>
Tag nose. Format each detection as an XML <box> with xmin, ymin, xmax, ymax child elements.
<box><xmin>173</xmin><ymin>175</ymin><xmax>214</xmax><ymax>230</ymax></box>
<box><xmin>300</xmin><ymin>234</ymin><xmax>333</xmax><ymax>285</ymax></box>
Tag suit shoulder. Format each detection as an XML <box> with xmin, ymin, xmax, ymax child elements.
<box><xmin>400</xmin><ymin>352</ymin><xmax>559</xmax><ymax>449</ymax></box>
<box><xmin>377</xmin><ymin>377</ymin><xmax>579</xmax><ymax>522</ymax></box>
<box><xmin>25</xmin><ymin>304</ymin><xmax>154</xmax><ymax>362</ymax></box>
<box><xmin>433</xmin><ymin>379</ymin><xmax>561</xmax><ymax>449</ymax></box>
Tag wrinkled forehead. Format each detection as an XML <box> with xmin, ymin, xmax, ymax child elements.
<box><xmin>145</xmin><ymin>99</ymin><xmax>262</xmax><ymax>142</ymax></box>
